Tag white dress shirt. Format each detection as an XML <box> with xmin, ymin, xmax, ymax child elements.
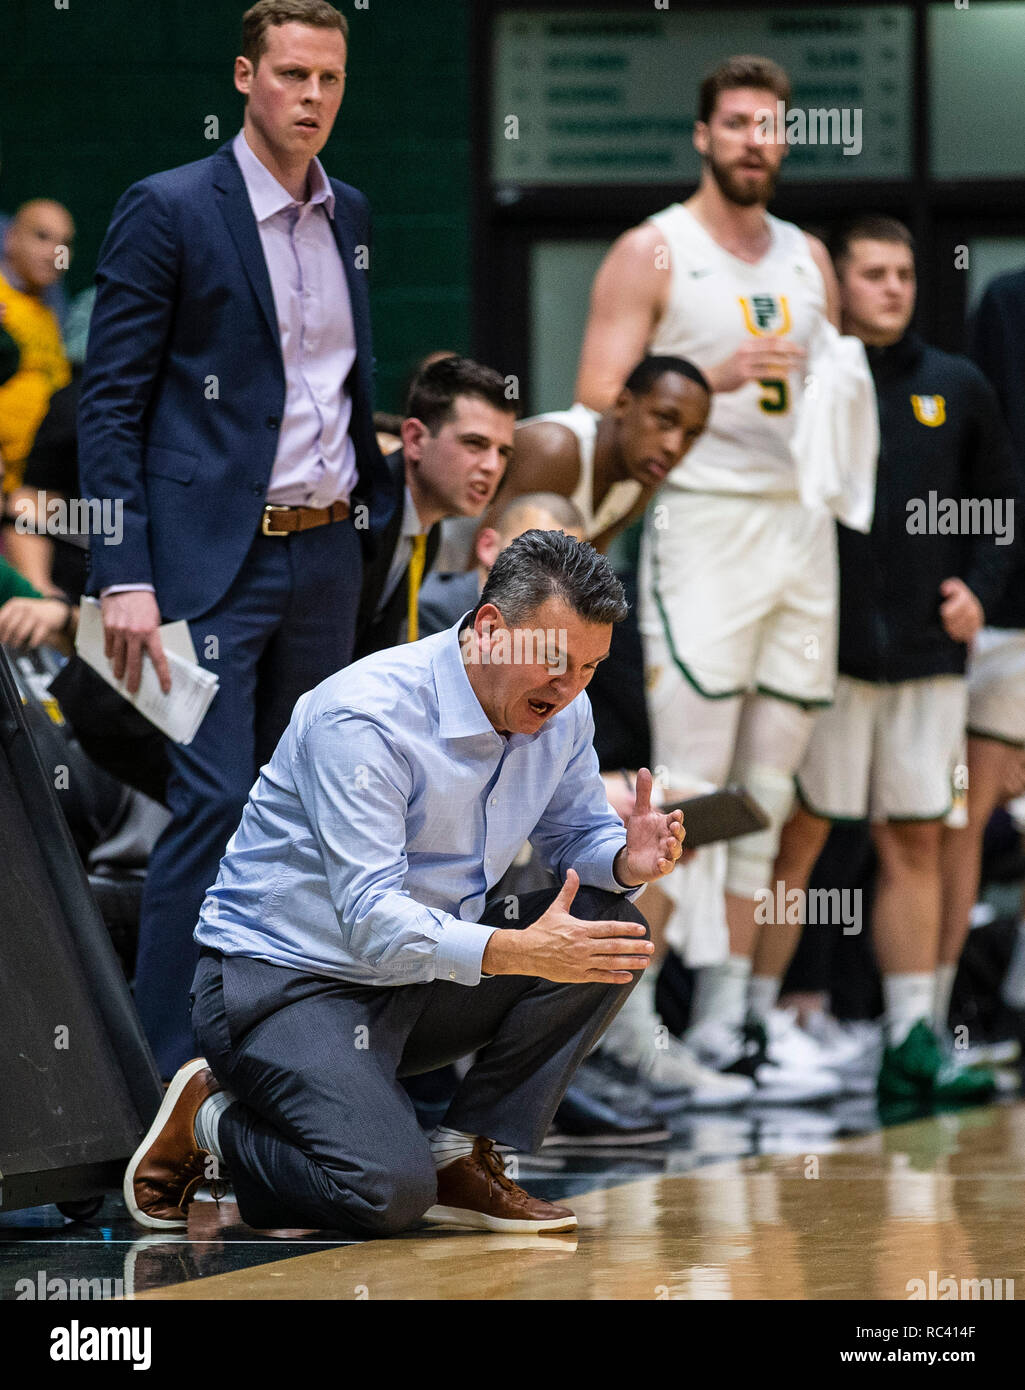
<box><xmin>233</xmin><ymin>129</ymin><xmax>358</xmax><ymax>508</ymax></box>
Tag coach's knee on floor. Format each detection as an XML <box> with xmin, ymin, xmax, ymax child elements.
<box><xmin>319</xmin><ymin>1162</ymin><xmax>437</xmax><ymax>1238</ymax></box>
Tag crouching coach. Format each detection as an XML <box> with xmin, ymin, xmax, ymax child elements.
<box><xmin>124</xmin><ymin>531</ymin><xmax>685</xmax><ymax>1237</ymax></box>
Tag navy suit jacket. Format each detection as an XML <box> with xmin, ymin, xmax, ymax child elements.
<box><xmin>78</xmin><ymin>140</ymin><xmax>383</xmax><ymax>621</ymax></box>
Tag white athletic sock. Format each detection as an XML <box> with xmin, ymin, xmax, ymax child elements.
<box><xmin>882</xmin><ymin>972</ymin><xmax>935</xmax><ymax>1047</ymax></box>
<box><xmin>932</xmin><ymin>963</ymin><xmax>958</xmax><ymax>1035</ymax></box>
<box><xmin>193</xmin><ymin>1091</ymin><xmax>233</xmax><ymax>1163</ymax></box>
<box><xmin>428</xmin><ymin>1126</ymin><xmax>477</xmax><ymax>1170</ymax></box>
<box><xmin>691</xmin><ymin>955</ymin><xmax>752</xmax><ymax>1030</ymax></box>
<box><xmin>747</xmin><ymin>974</ymin><xmax>780</xmax><ymax>1023</ymax></box>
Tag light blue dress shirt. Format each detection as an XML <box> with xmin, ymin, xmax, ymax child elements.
<box><xmin>195</xmin><ymin>620</ymin><xmax>632</xmax><ymax>987</ymax></box>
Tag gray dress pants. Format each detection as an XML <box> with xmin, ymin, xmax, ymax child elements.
<box><xmin>190</xmin><ymin>883</ymin><xmax>648</xmax><ymax>1236</ymax></box>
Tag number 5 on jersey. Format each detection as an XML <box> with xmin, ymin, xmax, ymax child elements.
<box><xmin>757</xmin><ymin>378</ymin><xmax>789</xmax><ymax>413</ymax></box>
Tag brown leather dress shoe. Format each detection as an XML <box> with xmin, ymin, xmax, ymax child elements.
<box><xmin>424</xmin><ymin>1138</ymin><xmax>577</xmax><ymax>1233</ymax></box>
<box><xmin>123</xmin><ymin>1057</ymin><xmax>225</xmax><ymax>1229</ymax></box>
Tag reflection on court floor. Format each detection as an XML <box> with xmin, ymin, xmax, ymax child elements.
<box><xmin>6</xmin><ymin>1099</ymin><xmax>1019</xmax><ymax>1301</ymax></box>
<box><xmin>125</xmin><ymin>1103</ymin><xmax>1024</xmax><ymax>1300</ymax></box>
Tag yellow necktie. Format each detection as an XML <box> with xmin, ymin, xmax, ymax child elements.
<box><xmin>407</xmin><ymin>533</ymin><xmax>427</xmax><ymax>642</ymax></box>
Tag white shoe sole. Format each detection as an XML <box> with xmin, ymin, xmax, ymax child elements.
<box><xmin>747</xmin><ymin>1104</ymin><xmax>841</xmax><ymax>1134</ymax></box>
<box><xmin>123</xmin><ymin>1057</ymin><xmax>210</xmax><ymax>1230</ymax></box>
<box><xmin>542</xmin><ymin>1128</ymin><xmax>671</xmax><ymax>1147</ymax></box>
<box><xmin>994</xmin><ymin>1067</ymin><xmax>1021</xmax><ymax>1094</ymax></box>
<box><xmin>685</xmin><ymin>1079</ymin><xmax>757</xmax><ymax>1109</ymax></box>
<box><xmin>751</xmin><ymin>1068</ymin><xmax>843</xmax><ymax>1104</ymax></box>
<box><xmin>422</xmin><ymin>1204</ymin><xmax>577</xmax><ymax>1233</ymax></box>
<box><xmin>643</xmin><ymin>1061</ymin><xmax>756</xmax><ymax>1108</ymax></box>
<box><xmin>964</xmin><ymin>1041</ymin><xmax>1021</xmax><ymax>1067</ymax></box>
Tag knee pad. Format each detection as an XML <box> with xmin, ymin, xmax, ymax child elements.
<box><xmin>724</xmin><ymin>765</ymin><xmax>797</xmax><ymax>899</ymax></box>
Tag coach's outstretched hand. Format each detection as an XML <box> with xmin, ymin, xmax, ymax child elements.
<box><xmin>613</xmin><ymin>767</ymin><xmax>686</xmax><ymax>887</ymax></box>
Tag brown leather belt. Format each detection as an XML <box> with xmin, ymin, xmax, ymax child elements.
<box><xmin>261</xmin><ymin>500</ymin><xmax>350</xmax><ymax>536</ymax></box>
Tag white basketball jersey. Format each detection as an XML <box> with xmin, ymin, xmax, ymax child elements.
<box><xmin>648</xmin><ymin>203</ymin><xmax>826</xmax><ymax>496</ymax></box>
<box><xmin>517</xmin><ymin>403</ymin><xmax>641</xmax><ymax>540</ymax></box>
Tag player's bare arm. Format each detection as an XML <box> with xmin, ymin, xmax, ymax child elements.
<box><xmin>575</xmin><ymin>223</ymin><xmax>671</xmax><ymax>411</ymax></box>
<box><xmin>805</xmin><ymin>232</ymin><xmax>842</xmax><ymax>329</ymax></box>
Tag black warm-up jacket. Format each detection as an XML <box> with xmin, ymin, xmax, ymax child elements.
<box><xmin>836</xmin><ymin>332</ymin><xmax>1021</xmax><ymax>683</ymax></box>
<box><xmin>968</xmin><ymin>269</ymin><xmax>1025</xmax><ymax>630</ymax></box>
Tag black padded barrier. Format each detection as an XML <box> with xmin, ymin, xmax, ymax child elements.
<box><xmin>0</xmin><ymin>648</ymin><xmax>163</xmax><ymax>1214</ymax></box>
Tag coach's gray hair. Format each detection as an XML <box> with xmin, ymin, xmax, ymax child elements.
<box><xmin>472</xmin><ymin>529</ymin><xmax>628</xmax><ymax>628</ymax></box>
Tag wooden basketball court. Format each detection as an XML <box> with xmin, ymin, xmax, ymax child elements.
<box><xmin>105</xmin><ymin>1099</ymin><xmax>1024</xmax><ymax>1301</ymax></box>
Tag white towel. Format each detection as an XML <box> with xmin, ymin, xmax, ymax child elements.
<box><xmin>658</xmin><ymin>777</ymin><xmax>729</xmax><ymax>967</ymax></box>
<box><xmin>791</xmin><ymin>320</ymin><xmax>878</xmax><ymax>535</ymax></box>
<box><xmin>660</xmin><ymin>841</ymin><xmax>730</xmax><ymax>967</ymax></box>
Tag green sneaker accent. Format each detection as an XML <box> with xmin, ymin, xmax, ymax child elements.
<box><xmin>878</xmin><ymin>1020</ymin><xmax>997</xmax><ymax>1102</ymax></box>
<box><xmin>877</xmin><ymin>1097</ymin><xmax>933</xmax><ymax>1128</ymax></box>
<box><xmin>933</xmin><ymin>1055</ymin><xmax>997</xmax><ymax>1103</ymax></box>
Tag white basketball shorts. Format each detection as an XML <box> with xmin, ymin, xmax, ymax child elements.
<box><xmin>966</xmin><ymin>627</ymin><xmax>1025</xmax><ymax>748</ymax></box>
<box><xmin>796</xmin><ymin>674</ymin><xmax>968</xmax><ymax>822</ymax></box>
<box><xmin>639</xmin><ymin>489</ymin><xmax>837</xmax><ymax>709</ymax></box>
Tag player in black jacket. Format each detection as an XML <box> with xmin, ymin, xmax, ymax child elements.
<box><xmin>772</xmin><ymin>215</ymin><xmax>1020</xmax><ymax>1102</ymax></box>
<box><xmin>939</xmin><ymin>268</ymin><xmax>1025</xmax><ymax>1043</ymax></box>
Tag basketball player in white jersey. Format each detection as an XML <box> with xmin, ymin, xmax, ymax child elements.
<box><xmin>576</xmin><ymin>55</ymin><xmax>845</xmax><ymax>1100</ymax></box>
<box><xmin>478</xmin><ymin>356</ymin><xmax>710</xmax><ymax>550</ymax></box>
<box><xmin>471</xmin><ymin>356</ymin><xmax>756</xmax><ymax>1106</ymax></box>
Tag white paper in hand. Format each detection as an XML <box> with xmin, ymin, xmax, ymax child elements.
<box><xmin>75</xmin><ymin>598</ymin><xmax>219</xmax><ymax>746</ymax></box>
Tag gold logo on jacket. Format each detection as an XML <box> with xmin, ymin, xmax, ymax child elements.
<box><xmin>911</xmin><ymin>394</ymin><xmax>946</xmax><ymax>427</ymax></box>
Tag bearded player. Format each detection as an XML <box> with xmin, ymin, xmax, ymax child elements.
<box><xmin>576</xmin><ymin>55</ymin><xmax>847</xmax><ymax>1100</ymax></box>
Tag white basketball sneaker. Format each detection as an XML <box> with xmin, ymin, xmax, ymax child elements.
<box><xmin>799</xmin><ymin>1012</ymin><xmax>883</xmax><ymax>1095</ymax></box>
<box><xmin>599</xmin><ymin>973</ymin><xmax>755</xmax><ymax>1108</ymax></box>
<box><xmin>686</xmin><ymin>1010</ymin><xmax>842</xmax><ymax>1104</ymax></box>
<box><xmin>636</xmin><ymin>1034</ymin><xmax>756</xmax><ymax>1108</ymax></box>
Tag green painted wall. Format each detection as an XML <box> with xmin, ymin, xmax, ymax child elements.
<box><xmin>1</xmin><ymin>0</ymin><xmax>472</xmax><ymax>412</ymax></box>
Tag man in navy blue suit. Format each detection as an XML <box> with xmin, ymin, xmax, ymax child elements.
<box><xmin>79</xmin><ymin>0</ymin><xmax>383</xmax><ymax>1077</ymax></box>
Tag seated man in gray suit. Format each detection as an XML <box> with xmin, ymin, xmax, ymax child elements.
<box><xmin>124</xmin><ymin>530</ymin><xmax>686</xmax><ymax>1238</ymax></box>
